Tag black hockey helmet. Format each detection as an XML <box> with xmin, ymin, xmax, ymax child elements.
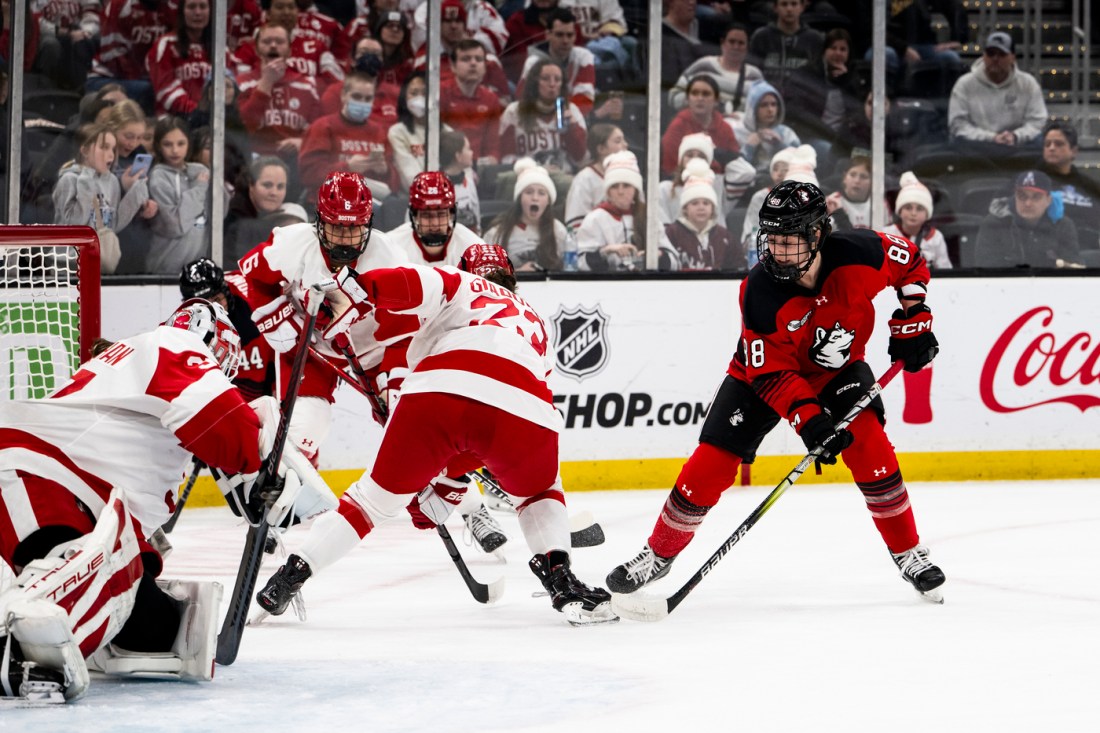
<box><xmin>756</xmin><ymin>180</ymin><xmax>832</xmax><ymax>282</ymax></box>
<box><xmin>180</xmin><ymin>258</ymin><xmax>229</xmax><ymax>301</ymax></box>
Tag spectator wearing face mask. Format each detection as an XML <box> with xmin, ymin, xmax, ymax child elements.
<box><xmin>298</xmin><ymin>71</ymin><xmax>395</xmax><ymax>198</ymax></box>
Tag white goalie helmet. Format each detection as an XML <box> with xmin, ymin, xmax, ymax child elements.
<box><xmin>164</xmin><ymin>298</ymin><xmax>242</xmax><ymax>380</ymax></box>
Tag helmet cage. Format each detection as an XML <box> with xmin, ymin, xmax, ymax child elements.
<box><xmin>166</xmin><ymin>298</ymin><xmax>242</xmax><ymax>380</ymax></box>
<box><xmin>316</xmin><ymin>217</ymin><xmax>373</xmax><ymax>270</ymax></box>
<box><xmin>408</xmin><ymin>172</ymin><xmax>457</xmax><ymax>248</ymax></box>
<box><xmin>755</xmin><ymin>182</ymin><xmax>831</xmax><ymax>281</ymax></box>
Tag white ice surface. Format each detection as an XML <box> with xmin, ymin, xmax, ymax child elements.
<box><xmin>4</xmin><ymin>480</ymin><xmax>1098</xmax><ymax>732</ymax></box>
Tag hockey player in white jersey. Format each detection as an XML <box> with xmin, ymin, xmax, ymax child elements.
<box><xmin>240</xmin><ymin>171</ymin><xmax>417</xmax><ymax>466</ymax></box>
<box><xmin>386</xmin><ymin>170</ymin><xmax>509</xmax><ymax>553</ymax></box>
<box><xmin>0</xmin><ymin>300</ymin><xmax>317</xmax><ymax>703</ymax></box>
<box><xmin>256</xmin><ymin>244</ymin><xmax>617</xmax><ymax>626</ymax></box>
<box><xmin>387</xmin><ymin>170</ymin><xmax>484</xmax><ymax>267</ymax></box>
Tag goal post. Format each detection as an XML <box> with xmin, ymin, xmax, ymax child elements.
<box><xmin>0</xmin><ymin>225</ymin><xmax>101</xmax><ymax>401</ymax></box>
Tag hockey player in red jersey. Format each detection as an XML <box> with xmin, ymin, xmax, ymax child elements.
<box><xmin>256</xmin><ymin>244</ymin><xmax>617</xmax><ymax>625</ymax></box>
<box><xmin>0</xmin><ymin>300</ymin><xmax>315</xmax><ymax>702</ymax></box>
<box><xmin>606</xmin><ymin>180</ymin><xmax>947</xmax><ymax>603</ymax></box>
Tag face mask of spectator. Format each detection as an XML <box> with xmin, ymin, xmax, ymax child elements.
<box><xmin>407</xmin><ymin>96</ymin><xmax>426</xmax><ymax>118</ymax></box>
<box><xmin>346</xmin><ymin>100</ymin><xmax>373</xmax><ymax>122</ymax></box>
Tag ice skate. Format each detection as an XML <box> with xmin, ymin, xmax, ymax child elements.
<box><xmin>891</xmin><ymin>544</ymin><xmax>945</xmax><ymax>604</ymax></box>
<box><xmin>463</xmin><ymin>505</ymin><xmax>508</xmax><ymax>556</ymax></box>
<box><xmin>256</xmin><ymin>554</ymin><xmax>312</xmax><ymax>616</ymax></box>
<box><xmin>529</xmin><ymin>551</ymin><xmax>618</xmax><ymax>626</ymax></box>
<box><xmin>606</xmin><ymin>544</ymin><xmax>675</xmax><ymax>594</ymax></box>
<box><xmin>0</xmin><ymin>637</ymin><xmax>69</xmax><ymax>707</ymax></box>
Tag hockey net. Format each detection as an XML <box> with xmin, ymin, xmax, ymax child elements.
<box><xmin>0</xmin><ymin>226</ymin><xmax>101</xmax><ymax>402</ymax></box>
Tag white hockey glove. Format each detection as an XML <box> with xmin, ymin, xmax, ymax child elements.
<box><xmin>252</xmin><ymin>294</ymin><xmax>304</xmax><ymax>353</ymax></box>
<box><xmin>322</xmin><ymin>266</ymin><xmax>373</xmax><ymax>340</ymax></box>
<box><xmin>407</xmin><ymin>474</ymin><xmax>471</xmax><ymax>529</ymax></box>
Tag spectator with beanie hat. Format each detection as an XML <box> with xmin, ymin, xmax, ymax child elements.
<box><xmin>483</xmin><ymin>158</ymin><xmax>573</xmax><ymax>271</ymax></box>
<box><xmin>975</xmin><ymin>169</ymin><xmax>1083</xmax><ymax>268</ymax></box>
<box><xmin>576</xmin><ymin>151</ymin><xmax>657</xmax><ymax>272</ymax></box>
<box><xmin>885</xmin><ymin>172</ymin><xmax>952</xmax><ymax>269</ymax></box>
<box><xmin>663</xmin><ymin>159</ymin><xmax>739</xmax><ymax>271</ymax></box>
<box><xmin>659</xmin><ymin>132</ymin><xmax>720</xmax><ymax>224</ymax></box>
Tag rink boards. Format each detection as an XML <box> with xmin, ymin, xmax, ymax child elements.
<box><xmin>94</xmin><ymin>275</ymin><xmax>1100</xmax><ymax>503</ymax></box>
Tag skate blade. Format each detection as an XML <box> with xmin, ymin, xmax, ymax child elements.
<box><xmin>562</xmin><ymin>601</ymin><xmax>619</xmax><ymax>626</ymax></box>
<box><xmin>610</xmin><ymin>592</ymin><xmax>670</xmax><ymax>623</ymax></box>
<box><xmin>919</xmin><ymin>587</ymin><xmax>944</xmax><ymax>604</ymax></box>
<box><xmin>246</xmin><ymin>608</ymin><xmax>270</xmax><ymax>626</ymax></box>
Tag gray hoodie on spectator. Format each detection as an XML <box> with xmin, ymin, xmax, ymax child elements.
<box><xmin>948</xmin><ymin>57</ymin><xmax>1048</xmax><ymax>144</ymax></box>
<box><xmin>147</xmin><ymin>162</ymin><xmax>216</xmax><ymax>275</ymax></box>
<box><xmin>52</xmin><ymin>163</ymin><xmax>148</xmax><ymax>232</ymax></box>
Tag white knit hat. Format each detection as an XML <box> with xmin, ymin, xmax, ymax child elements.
<box><xmin>784</xmin><ymin>144</ymin><xmax>819</xmax><ymax>186</ymax></box>
<box><xmin>513</xmin><ymin>157</ymin><xmax>557</xmax><ymax>204</ymax></box>
<box><xmin>770</xmin><ymin>146</ymin><xmax>797</xmax><ymax>172</ymax></box>
<box><xmin>678</xmin><ymin>132</ymin><xmax>715</xmax><ymax>164</ymax></box>
<box><xmin>895</xmin><ymin>171</ymin><xmax>933</xmax><ymax>217</ymax></box>
<box><xmin>679</xmin><ymin>158</ymin><xmax>717</xmax><ymax>209</ymax></box>
<box><xmin>602</xmin><ymin>151</ymin><xmax>643</xmax><ymax>196</ymax></box>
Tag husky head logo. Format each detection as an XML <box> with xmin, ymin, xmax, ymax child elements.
<box><xmin>729</xmin><ymin>409</ymin><xmax>744</xmax><ymax>427</ymax></box>
<box><xmin>552</xmin><ymin>305</ymin><xmax>610</xmax><ymax>380</ymax></box>
<box><xmin>809</xmin><ymin>322</ymin><xmax>855</xmax><ymax>370</ymax></box>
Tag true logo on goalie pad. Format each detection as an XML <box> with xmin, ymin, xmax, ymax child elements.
<box><xmin>552</xmin><ymin>305</ymin><xmax>610</xmax><ymax>381</ymax></box>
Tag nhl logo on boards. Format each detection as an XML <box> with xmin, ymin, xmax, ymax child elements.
<box><xmin>552</xmin><ymin>305</ymin><xmax>610</xmax><ymax>381</ymax></box>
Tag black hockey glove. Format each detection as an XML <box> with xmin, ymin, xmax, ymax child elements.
<box><xmin>888</xmin><ymin>304</ymin><xmax>939</xmax><ymax>373</ymax></box>
<box><xmin>797</xmin><ymin>411</ymin><xmax>854</xmax><ymax>465</ymax></box>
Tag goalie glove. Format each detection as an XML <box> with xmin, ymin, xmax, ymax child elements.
<box><xmin>323</xmin><ymin>266</ymin><xmax>374</xmax><ymax>340</ymax></box>
<box><xmin>791</xmin><ymin>403</ymin><xmax>853</xmax><ymax>466</ymax></box>
<box><xmin>252</xmin><ymin>294</ymin><xmax>304</xmax><ymax>354</ymax></box>
<box><xmin>888</xmin><ymin>303</ymin><xmax>939</xmax><ymax>373</ymax></box>
<box><xmin>405</xmin><ymin>474</ymin><xmax>471</xmax><ymax>529</ymax></box>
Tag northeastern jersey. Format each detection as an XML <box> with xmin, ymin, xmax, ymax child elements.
<box><xmin>362</xmin><ymin>265</ymin><xmax>561</xmax><ymax>432</ymax></box>
<box><xmin>0</xmin><ymin>327</ymin><xmax>261</xmax><ymax>537</ymax></box>
<box><xmin>730</xmin><ymin>229</ymin><xmax>931</xmax><ymax>418</ymax></box>
<box><xmin>239</xmin><ymin>222</ymin><xmax>416</xmax><ymax>374</ymax></box>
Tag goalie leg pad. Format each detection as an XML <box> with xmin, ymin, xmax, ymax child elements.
<box><xmin>87</xmin><ymin>580</ymin><xmax>223</xmax><ymax>681</ymax></box>
<box><xmin>2</xmin><ymin>598</ymin><xmax>90</xmax><ymax>702</ymax></box>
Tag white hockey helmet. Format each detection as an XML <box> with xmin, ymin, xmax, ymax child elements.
<box><xmin>164</xmin><ymin>298</ymin><xmax>242</xmax><ymax>380</ymax></box>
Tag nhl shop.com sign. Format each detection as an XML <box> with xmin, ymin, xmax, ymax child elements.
<box><xmin>552</xmin><ymin>305</ymin><xmax>609</xmax><ymax>380</ymax></box>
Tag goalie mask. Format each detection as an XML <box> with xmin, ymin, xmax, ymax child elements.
<box><xmin>756</xmin><ymin>180</ymin><xmax>832</xmax><ymax>282</ymax></box>
<box><xmin>179</xmin><ymin>258</ymin><xmax>229</xmax><ymax>303</ymax></box>
<box><xmin>165</xmin><ymin>299</ymin><xmax>242</xmax><ymax>380</ymax></box>
<box><xmin>459</xmin><ymin>243</ymin><xmax>515</xmax><ymax>278</ymax></box>
<box><xmin>408</xmin><ymin>171</ymin><xmax>457</xmax><ymax>249</ymax></box>
<box><xmin>316</xmin><ymin>172</ymin><xmax>374</xmax><ymax>271</ymax></box>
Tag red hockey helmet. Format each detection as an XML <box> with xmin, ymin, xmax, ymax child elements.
<box><xmin>458</xmin><ymin>243</ymin><xmax>514</xmax><ymax>278</ymax></box>
<box><xmin>408</xmin><ymin>171</ymin><xmax>457</xmax><ymax>248</ymax></box>
<box><xmin>316</xmin><ymin>172</ymin><xmax>374</xmax><ymax>270</ymax></box>
<box><xmin>165</xmin><ymin>298</ymin><xmax>242</xmax><ymax>380</ymax></box>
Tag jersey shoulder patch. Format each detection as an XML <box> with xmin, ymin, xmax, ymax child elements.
<box><xmin>819</xmin><ymin>229</ymin><xmax>886</xmax><ymax>277</ymax></box>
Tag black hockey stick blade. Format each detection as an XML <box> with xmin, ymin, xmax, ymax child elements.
<box><xmin>568</xmin><ymin>510</ymin><xmax>605</xmax><ymax>548</ymax></box>
<box><xmin>612</xmin><ymin>361</ymin><xmax>905</xmax><ymax>622</ymax></box>
<box><xmin>436</xmin><ymin>524</ymin><xmax>504</xmax><ymax>604</ymax></box>
<box><xmin>162</xmin><ymin>458</ymin><xmax>204</xmax><ymax>534</ymax></box>
<box><xmin>215</xmin><ymin>519</ymin><xmax>270</xmax><ymax>665</ymax></box>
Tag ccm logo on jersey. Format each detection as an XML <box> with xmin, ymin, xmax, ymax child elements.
<box><xmin>890</xmin><ymin>321</ymin><xmax>932</xmax><ymax>335</ymax></box>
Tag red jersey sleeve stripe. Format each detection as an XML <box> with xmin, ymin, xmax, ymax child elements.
<box><xmin>415</xmin><ymin>350</ymin><xmax>553</xmax><ymax>403</ymax></box>
<box><xmin>175</xmin><ymin>394</ymin><xmax>263</xmax><ymax>475</ymax></box>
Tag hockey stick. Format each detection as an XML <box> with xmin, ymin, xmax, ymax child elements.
<box><xmin>162</xmin><ymin>458</ymin><xmax>204</xmax><ymax>534</ymax></box>
<box><xmin>329</xmin><ymin>332</ymin><xmax>504</xmax><ymax>604</ymax></box>
<box><xmin>611</xmin><ymin>361</ymin><xmax>905</xmax><ymax>622</ymax></box>
<box><xmin>216</xmin><ymin>280</ymin><xmax>333</xmax><ymax>665</ymax></box>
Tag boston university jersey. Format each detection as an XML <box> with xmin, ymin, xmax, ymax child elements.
<box><xmin>387</xmin><ymin>221</ymin><xmax>483</xmax><ymax>267</ymax></box>
<box><xmin>729</xmin><ymin>229</ymin><xmax>931</xmax><ymax>418</ymax></box>
<box><xmin>361</xmin><ymin>265</ymin><xmax>561</xmax><ymax>432</ymax></box>
<box><xmin>0</xmin><ymin>327</ymin><xmax>261</xmax><ymax>537</ymax></box>
<box><xmin>239</xmin><ymin>222</ymin><xmax>416</xmax><ymax>373</ymax></box>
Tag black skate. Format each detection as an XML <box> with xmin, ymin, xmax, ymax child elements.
<box><xmin>0</xmin><ymin>638</ymin><xmax>68</xmax><ymax>706</ymax></box>
<box><xmin>256</xmin><ymin>554</ymin><xmax>312</xmax><ymax>616</ymax></box>
<box><xmin>606</xmin><ymin>544</ymin><xmax>675</xmax><ymax>594</ymax></box>
<box><xmin>529</xmin><ymin>551</ymin><xmax>618</xmax><ymax>626</ymax></box>
<box><xmin>463</xmin><ymin>505</ymin><xmax>508</xmax><ymax>556</ymax></box>
<box><xmin>891</xmin><ymin>544</ymin><xmax>945</xmax><ymax>604</ymax></box>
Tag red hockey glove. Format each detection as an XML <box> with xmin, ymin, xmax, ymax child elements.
<box><xmin>323</xmin><ymin>266</ymin><xmax>373</xmax><ymax>340</ymax></box>
<box><xmin>252</xmin><ymin>294</ymin><xmax>304</xmax><ymax>354</ymax></box>
<box><xmin>793</xmin><ymin>408</ymin><xmax>853</xmax><ymax>466</ymax></box>
<box><xmin>888</xmin><ymin>304</ymin><xmax>939</xmax><ymax>373</ymax></box>
<box><xmin>405</xmin><ymin>475</ymin><xmax>470</xmax><ymax>529</ymax></box>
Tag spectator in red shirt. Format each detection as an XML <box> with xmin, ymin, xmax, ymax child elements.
<box><xmin>660</xmin><ymin>74</ymin><xmax>740</xmax><ymax>177</ymax></box>
<box><xmin>299</xmin><ymin>72</ymin><xmax>394</xmax><ymax>198</ymax></box>
<box><xmin>146</xmin><ymin>0</ymin><xmax>214</xmax><ymax>117</ymax></box>
<box><xmin>413</xmin><ymin>0</ymin><xmax>512</xmax><ymax>102</ymax></box>
<box><xmin>87</xmin><ymin>0</ymin><xmax>177</xmax><ymax>112</ymax></box>
<box><xmin>501</xmin><ymin>0</ymin><xmax>564</xmax><ymax>83</ymax></box>
<box><xmin>440</xmin><ymin>39</ymin><xmax>505</xmax><ymax>167</ymax></box>
<box><xmin>374</xmin><ymin>10</ymin><xmax>416</xmax><ymax>116</ymax></box>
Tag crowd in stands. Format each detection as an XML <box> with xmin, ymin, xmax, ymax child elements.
<box><xmin>13</xmin><ymin>0</ymin><xmax>1100</xmax><ymax>273</ymax></box>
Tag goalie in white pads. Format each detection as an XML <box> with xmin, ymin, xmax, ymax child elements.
<box><xmin>0</xmin><ymin>300</ymin><xmax>313</xmax><ymax>703</ymax></box>
<box><xmin>257</xmin><ymin>244</ymin><xmax>617</xmax><ymax>625</ymax></box>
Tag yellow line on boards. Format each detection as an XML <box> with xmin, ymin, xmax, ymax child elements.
<box><xmin>175</xmin><ymin>451</ymin><xmax>1100</xmax><ymax>510</ymax></box>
